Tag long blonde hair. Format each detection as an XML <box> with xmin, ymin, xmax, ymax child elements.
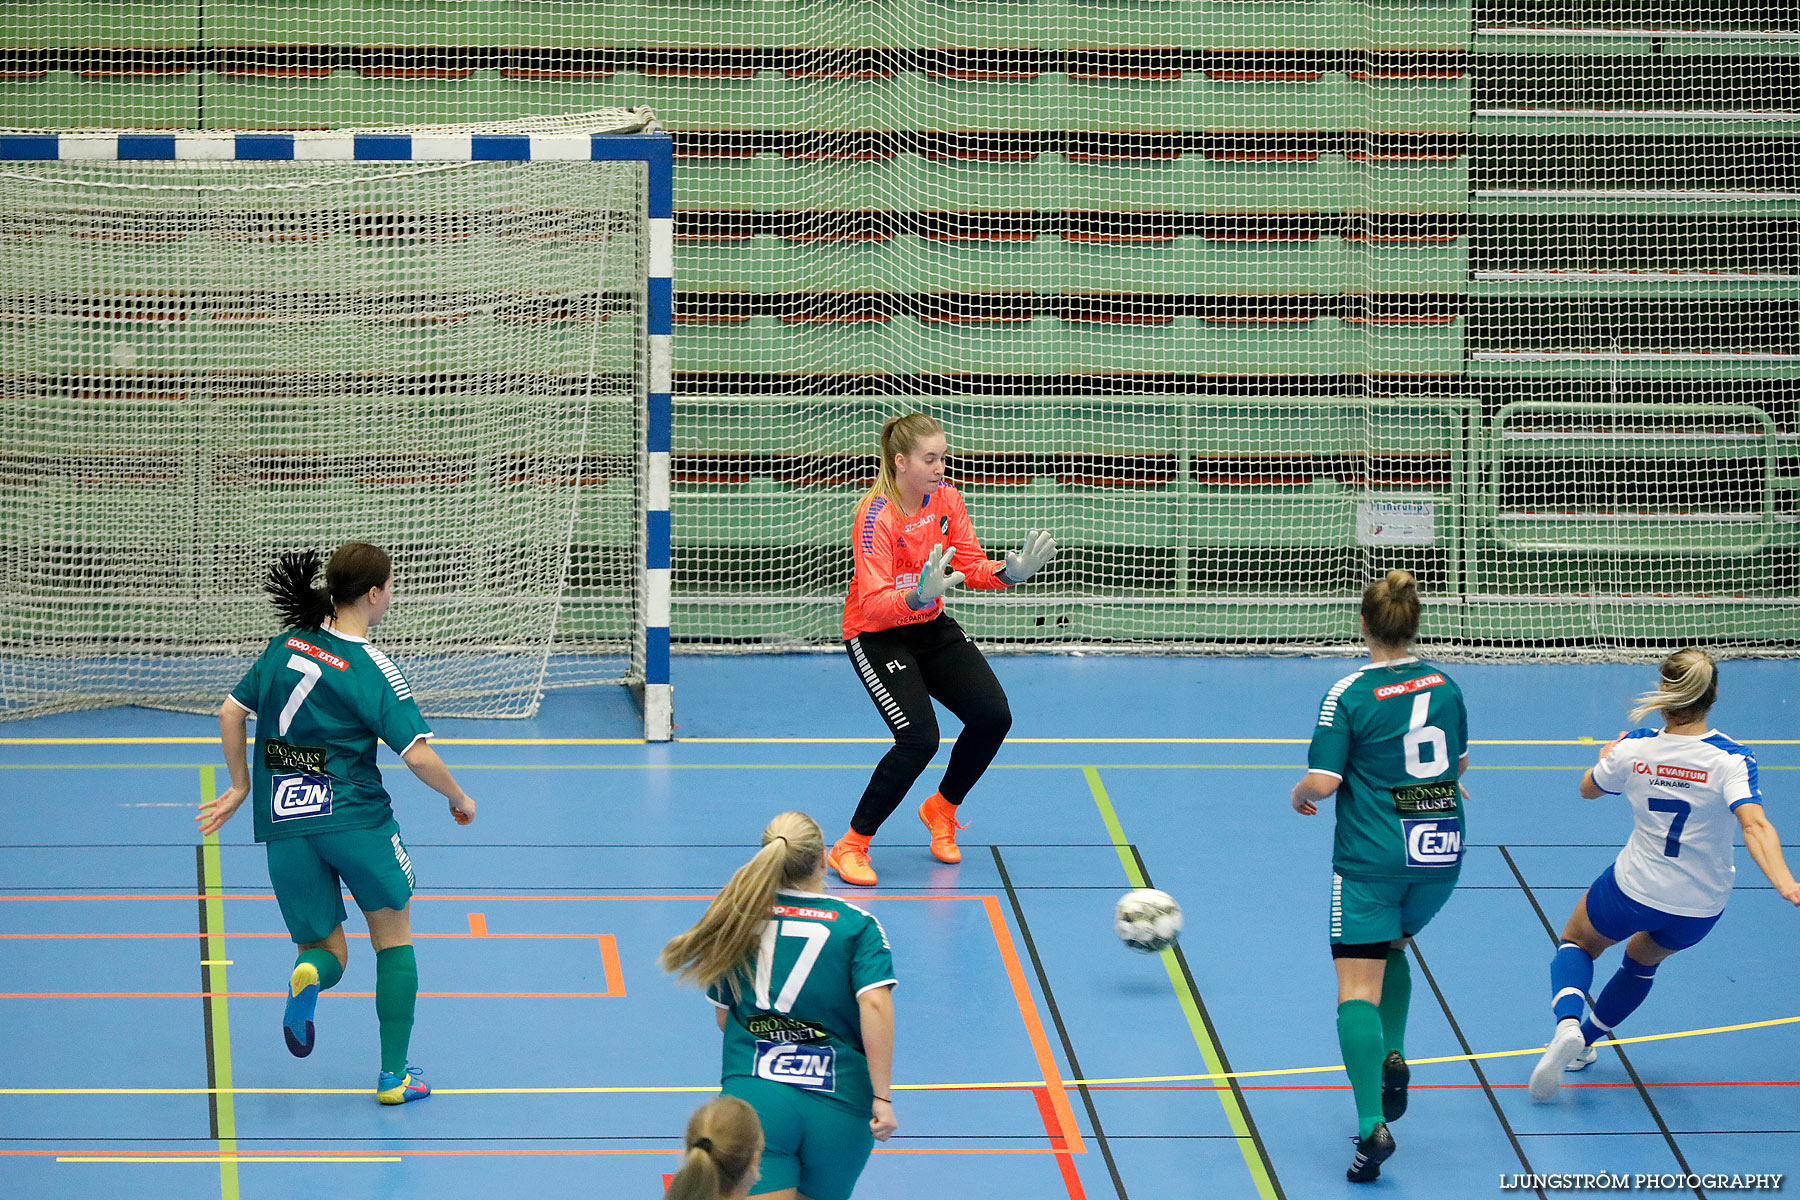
<box><xmin>1361</xmin><ymin>569</ymin><xmax>1420</xmax><ymax>648</ymax></box>
<box><xmin>660</xmin><ymin>811</ymin><xmax>827</xmax><ymax>991</ymax></box>
<box><xmin>1628</xmin><ymin>649</ymin><xmax>1718</xmax><ymax>725</ymax></box>
<box><xmin>665</xmin><ymin>1096</ymin><xmax>763</xmax><ymax>1200</ymax></box>
<box><xmin>864</xmin><ymin>412</ymin><xmax>945</xmax><ymax>507</ymax></box>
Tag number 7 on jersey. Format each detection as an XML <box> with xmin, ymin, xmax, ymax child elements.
<box><xmin>754</xmin><ymin>920</ymin><xmax>829</xmax><ymax>1012</ymax></box>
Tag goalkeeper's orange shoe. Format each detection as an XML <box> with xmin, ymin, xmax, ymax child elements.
<box><xmin>918</xmin><ymin>792</ymin><xmax>966</xmax><ymax>864</ymax></box>
<box><xmin>828</xmin><ymin>833</ymin><xmax>878</xmax><ymax>887</ymax></box>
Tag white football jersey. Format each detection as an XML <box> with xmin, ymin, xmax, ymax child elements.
<box><xmin>1591</xmin><ymin>728</ymin><xmax>1762</xmax><ymax>918</ymax></box>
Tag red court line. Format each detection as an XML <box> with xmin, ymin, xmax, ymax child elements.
<box><xmin>1085</xmin><ymin>1080</ymin><xmax>1800</xmax><ymax>1092</ymax></box>
<box><xmin>978</xmin><ymin>893</ymin><xmax>1088</xmax><ymax>1196</ymax></box>
<box><xmin>1031</xmin><ymin>1086</ymin><xmax>1087</xmax><ymax>1198</ymax></box>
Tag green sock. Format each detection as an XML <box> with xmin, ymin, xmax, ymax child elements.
<box><xmin>1337</xmin><ymin>999</ymin><xmax>1386</xmax><ymax>1140</ymax></box>
<box><xmin>1378</xmin><ymin>949</ymin><xmax>1411</xmax><ymax>1061</ymax></box>
<box><xmin>296</xmin><ymin>948</ymin><xmax>344</xmax><ymax>992</ymax></box>
<box><xmin>374</xmin><ymin>945</ymin><xmax>418</xmax><ymax>1076</ymax></box>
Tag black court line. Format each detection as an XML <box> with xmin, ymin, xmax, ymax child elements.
<box><xmin>194</xmin><ymin>846</ymin><xmax>219</xmax><ymax>1143</ymax></box>
<box><xmin>1498</xmin><ymin>846</ymin><xmax>1707</xmax><ymax>1200</ymax></box>
<box><xmin>1517</xmin><ymin>1130</ymin><xmax>1800</xmax><ymax>1137</ymax></box>
<box><xmin>1127</xmin><ymin>845</ymin><xmax>1287</xmax><ymax>1200</ymax></box>
<box><xmin>991</xmin><ymin>845</ymin><xmax>1130</xmax><ymax>1200</ymax></box>
<box><xmin>1408</xmin><ymin>940</ymin><xmax>1546</xmax><ymax>1200</ymax></box>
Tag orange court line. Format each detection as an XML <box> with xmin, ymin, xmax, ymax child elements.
<box><xmin>0</xmin><ymin>892</ymin><xmax>998</xmax><ymax>904</ymax></box>
<box><xmin>0</xmin><ymin>893</ymin><xmax>715</xmax><ymax>903</ymax></box>
<box><xmin>0</xmin><ymin>991</ymin><xmax>622</xmax><ymax>999</ymax></box>
<box><xmin>0</xmin><ymin>931</ymin><xmax>600</xmax><ymax>940</ymax></box>
<box><xmin>468</xmin><ymin>912</ymin><xmax>488</xmax><ymax>936</ymax></box>
<box><xmin>12</xmin><ymin>1147</ymin><xmax>1074</xmax><ymax>1159</ymax></box>
<box><xmin>979</xmin><ymin>894</ymin><xmax>1086</xmax><ymax>1160</ymax></box>
<box><xmin>598</xmin><ymin>934</ymin><xmax>626</xmax><ymax>998</ymax></box>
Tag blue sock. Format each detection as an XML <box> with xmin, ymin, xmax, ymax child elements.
<box><xmin>1581</xmin><ymin>951</ymin><xmax>1657</xmax><ymax>1045</ymax></box>
<box><xmin>1549</xmin><ymin>941</ymin><xmax>1594</xmax><ymax>1025</ymax></box>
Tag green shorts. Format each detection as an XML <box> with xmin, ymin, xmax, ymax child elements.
<box><xmin>1330</xmin><ymin>872</ymin><xmax>1458</xmax><ymax>947</ymax></box>
<box><xmin>265</xmin><ymin>820</ymin><xmax>416</xmax><ymax>945</ymax></box>
<box><xmin>723</xmin><ymin>1076</ymin><xmax>874</xmax><ymax>1200</ymax></box>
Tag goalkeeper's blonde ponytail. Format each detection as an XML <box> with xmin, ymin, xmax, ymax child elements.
<box><xmin>866</xmin><ymin>412</ymin><xmax>945</xmax><ymax>508</ymax></box>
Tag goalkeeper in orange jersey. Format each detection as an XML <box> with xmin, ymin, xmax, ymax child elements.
<box><xmin>827</xmin><ymin>413</ymin><xmax>1057</xmax><ymax>886</ymax></box>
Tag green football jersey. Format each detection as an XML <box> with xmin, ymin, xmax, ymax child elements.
<box><xmin>1307</xmin><ymin>657</ymin><xmax>1469</xmax><ymax>881</ymax></box>
<box><xmin>708</xmin><ymin>890</ymin><xmax>898</xmax><ymax>1114</ymax></box>
<box><xmin>228</xmin><ymin>625</ymin><xmax>432</xmax><ymax>844</ymax></box>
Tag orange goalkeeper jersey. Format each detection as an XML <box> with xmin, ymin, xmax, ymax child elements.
<box><xmin>841</xmin><ymin>485</ymin><xmax>1009</xmax><ymax>639</ymax></box>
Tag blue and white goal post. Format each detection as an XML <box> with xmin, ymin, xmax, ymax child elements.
<box><xmin>0</xmin><ymin>113</ymin><xmax>673</xmax><ymax>738</ymax></box>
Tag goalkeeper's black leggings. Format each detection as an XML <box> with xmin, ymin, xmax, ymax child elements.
<box><xmin>844</xmin><ymin>614</ymin><xmax>1013</xmax><ymax>837</ymax></box>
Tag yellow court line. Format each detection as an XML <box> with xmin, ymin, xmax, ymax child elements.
<box><xmin>7</xmin><ymin>735</ymin><xmax>1798</xmax><ymax>747</ymax></box>
<box><xmin>9</xmin><ymin>1013</ymin><xmax>1794</xmax><ymax>1098</ymax></box>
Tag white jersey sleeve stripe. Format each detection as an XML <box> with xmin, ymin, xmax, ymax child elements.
<box><xmin>362</xmin><ymin>645</ymin><xmax>415</xmax><ymax>700</ymax></box>
<box><xmin>1317</xmin><ymin>672</ymin><xmax>1359</xmax><ymax>727</ymax></box>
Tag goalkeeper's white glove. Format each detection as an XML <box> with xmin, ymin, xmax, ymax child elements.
<box><xmin>1000</xmin><ymin>530</ymin><xmax>1057</xmax><ymax>585</ymax></box>
<box><xmin>907</xmin><ymin>544</ymin><xmax>965</xmax><ymax>610</ymax></box>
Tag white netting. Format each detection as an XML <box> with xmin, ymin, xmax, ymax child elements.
<box><xmin>0</xmin><ymin>141</ymin><xmax>649</xmax><ymax>718</ymax></box>
<box><xmin>0</xmin><ymin>6</ymin><xmax>1795</xmax><ymax>664</ymax></box>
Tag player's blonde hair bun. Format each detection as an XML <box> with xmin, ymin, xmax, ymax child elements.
<box><xmin>1628</xmin><ymin>649</ymin><xmax>1718</xmax><ymax>724</ymax></box>
<box><xmin>1361</xmin><ymin>569</ymin><xmax>1420</xmax><ymax>648</ymax></box>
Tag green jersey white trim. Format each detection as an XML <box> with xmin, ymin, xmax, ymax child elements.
<box><xmin>1308</xmin><ymin>657</ymin><xmax>1469</xmax><ymax>880</ymax></box>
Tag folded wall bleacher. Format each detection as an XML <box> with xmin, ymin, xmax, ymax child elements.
<box><xmin>4</xmin><ymin>0</ymin><xmax>1795</xmax><ymax>655</ymax></box>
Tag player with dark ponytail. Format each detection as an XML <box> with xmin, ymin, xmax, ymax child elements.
<box><xmin>200</xmin><ymin>541</ymin><xmax>478</xmax><ymax>1104</ymax></box>
<box><xmin>1289</xmin><ymin>570</ymin><xmax>1470</xmax><ymax>1182</ymax></box>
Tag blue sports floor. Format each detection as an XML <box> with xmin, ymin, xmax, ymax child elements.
<box><xmin>2</xmin><ymin>655</ymin><xmax>1796</xmax><ymax>1199</ymax></box>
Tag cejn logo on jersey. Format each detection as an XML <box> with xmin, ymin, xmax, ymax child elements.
<box><xmin>1374</xmin><ymin>673</ymin><xmax>1445</xmax><ymax>700</ymax></box>
<box><xmin>271</xmin><ymin>773</ymin><xmax>333</xmax><ymax>821</ymax></box>
<box><xmin>753</xmin><ymin>1040</ymin><xmax>836</xmax><ymax>1092</ymax></box>
<box><xmin>1401</xmin><ymin>818</ymin><xmax>1462</xmax><ymax>867</ymax></box>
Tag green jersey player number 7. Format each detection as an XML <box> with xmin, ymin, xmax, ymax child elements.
<box><xmin>198</xmin><ymin>542</ymin><xmax>478</xmax><ymax>1106</ymax></box>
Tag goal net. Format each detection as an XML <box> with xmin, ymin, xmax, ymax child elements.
<box><xmin>0</xmin><ymin>112</ymin><xmax>675</xmax><ymax>723</ymax></box>
<box><xmin>1</xmin><ymin>4</ymin><xmax>1795</xmax><ymax>667</ymax></box>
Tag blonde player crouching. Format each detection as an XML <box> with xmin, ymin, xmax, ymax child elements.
<box><xmin>1529</xmin><ymin>650</ymin><xmax>1800</xmax><ymax>1100</ymax></box>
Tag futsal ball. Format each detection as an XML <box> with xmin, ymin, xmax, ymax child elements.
<box><xmin>1114</xmin><ymin>888</ymin><xmax>1182</xmax><ymax>954</ymax></box>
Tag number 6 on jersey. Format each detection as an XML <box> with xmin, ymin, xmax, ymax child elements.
<box><xmin>1403</xmin><ymin>692</ymin><xmax>1449</xmax><ymax>779</ymax></box>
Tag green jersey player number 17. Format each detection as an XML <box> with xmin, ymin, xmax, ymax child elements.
<box><xmin>662</xmin><ymin>811</ymin><xmax>898</xmax><ymax>1200</ymax></box>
